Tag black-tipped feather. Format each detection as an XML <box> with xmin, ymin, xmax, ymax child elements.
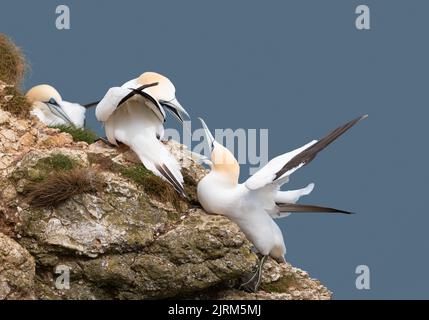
<box><xmin>83</xmin><ymin>101</ymin><xmax>100</xmax><ymax>109</ymax></box>
<box><xmin>117</xmin><ymin>82</ymin><xmax>159</xmax><ymax>107</ymax></box>
<box><xmin>275</xmin><ymin>115</ymin><xmax>367</xmax><ymax>180</ymax></box>
<box><xmin>276</xmin><ymin>203</ymin><xmax>353</xmax><ymax>214</ymax></box>
<box><xmin>155</xmin><ymin>164</ymin><xmax>186</xmax><ymax>198</ymax></box>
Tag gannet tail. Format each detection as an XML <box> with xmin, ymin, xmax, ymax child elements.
<box><xmin>131</xmin><ymin>136</ymin><xmax>186</xmax><ymax>198</ymax></box>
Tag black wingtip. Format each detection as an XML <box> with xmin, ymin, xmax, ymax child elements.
<box><xmin>83</xmin><ymin>101</ymin><xmax>100</xmax><ymax>109</ymax></box>
<box><xmin>274</xmin><ymin>115</ymin><xmax>368</xmax><ymax>180</ymax></box>
<box><xmin>155</xmin><ymin>164</ymin><xmax>187</xmax><ymax>198</ymax></box>
<box><xmin>276</xmin><ymin>203</ymin><xmax>355</xmax><ymax>215</ymax></box>
<box><xmin>335</xmin><ymin>209</ymin><xmax>355</xmax><ymax>215</ymax></box>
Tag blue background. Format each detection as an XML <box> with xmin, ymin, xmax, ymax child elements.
<box><xmin>1</xmin><ymin>0</ymin><xmax>428</xmax><ymax>299</ymax></box>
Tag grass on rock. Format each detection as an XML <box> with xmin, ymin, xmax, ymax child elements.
<box><xmin>51</xmin><ymin>125</ymin><xmax>98</xmax><ymax>144</ymax></box>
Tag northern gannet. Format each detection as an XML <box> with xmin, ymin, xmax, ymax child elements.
<box><xmin>95</xmin><ymin>72</ymin><xmax>190</xmax><ymax>197</ymax></box>
<box><xmin>197</xmin><ymin>116</ymin><xmax>367</xmax><ymax>292</ymax></box>
<box><xmin>26</xmin><ymin>84</ymin><xmax>86</xmax><ymax>128</ymax></box>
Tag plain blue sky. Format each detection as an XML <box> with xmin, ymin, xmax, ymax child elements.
<box><xmin>1</xmin><ymin>0</ymin><xmax>428</xmax><ymax>299</ymax></box>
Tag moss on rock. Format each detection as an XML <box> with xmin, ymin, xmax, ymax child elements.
<box><xmin>35</xmin><ymin>153</ymin><xmax>77</xmax><ymax>172</ymax></box>
<box><xmin>260</xmin><ymin>274</ymin><xmax>297</xmax><ymax>293</ymax></box>
<box><xmin>51</xmin><ymin>125</ymin><xmax>98</xmax><ymax>144</ymax></box>
<box><xmin>121</xmin><ymin>164</ymin><xmax>186</xmax><ymax>211</ymax></box>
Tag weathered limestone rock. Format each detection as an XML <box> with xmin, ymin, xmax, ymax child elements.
<box><xmin>0</xmin><ymin>233</ymin><xmax>35</xmax><ymax>299</ymax></box>
<box><xmin>0</xmin><ymin>97</ymin><xmax>332</xmax><ymax>300</ymax></box>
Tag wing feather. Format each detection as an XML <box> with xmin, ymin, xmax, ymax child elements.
<box><xmin>245</xmin><ymin>115</ymin><xmax>367</xmax><ymax>191</ymax></box>
<box><xmin>245</xmin><ymin>140</ymin><xmax>317</xmax><ymax>190</ymax></box>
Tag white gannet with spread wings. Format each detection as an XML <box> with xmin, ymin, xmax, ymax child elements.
<box><xmin>96</xmin><ymin>72</ymin><xmax>190</xmax><ymax>197</ymax></box>
<box><xmin>197</xmin><ymin>115</ymin><xmax>367</xmax><ymax>292</ymax></box>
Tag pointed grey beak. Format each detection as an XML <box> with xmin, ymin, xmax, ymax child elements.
<box><xmin>160</xmin><ymin>97</ymin><xmax>190</xmax><ymax>123</ymax></box>
<box><xmin>45</xmin><ymin>99</ymin><xmax>74</xmax><ymax>127</ymax></box>
<box><xmin>198</xmin><ymin>117</ymin><xmax>215</xmax><ymax>152</ymax></box>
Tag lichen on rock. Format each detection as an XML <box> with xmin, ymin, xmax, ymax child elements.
<box><xmin>0</xmin><ymin>232</ymin><xmax>35</xmax><ymax>300</ymax></box>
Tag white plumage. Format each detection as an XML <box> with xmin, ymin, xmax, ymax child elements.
<box><xmin>26</xmin><ymin>84</ymin><xmax>86</xmax><ymax>128</ymax></box>
<box><xmin>96</xmin><ymin>72</ymin><xmax>190</xmax><ymax>197</ymax></box>
<box><xmin>196</xmin><ymin>116</ymin><xmax>366</xmax><ymax>291</ymax></box>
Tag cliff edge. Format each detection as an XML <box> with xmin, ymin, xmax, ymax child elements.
<box><xmin>0</xmin><ymin>104</ymin><xmax>331</xmax><ymax>300</ymax></box>
<box><xmin>0</xmin><ymin>34</ymin><xmax>331</xmax><ymax>300</ymax></box>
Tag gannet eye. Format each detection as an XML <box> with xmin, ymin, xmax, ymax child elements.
<box><xmin>48</xmin><ymin>98</ymin><xmax>59</xmax><ymax>106</ymax></box>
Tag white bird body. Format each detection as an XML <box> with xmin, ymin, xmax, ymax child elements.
<box><xmin>103</xmin><ymin>98</ymin><xmax>181</xmax><ymax>184</ymax></box>
<box><xmin>197</xmin><ymin>116</ymin><xmax>366</xmax><ymax>272</ymax></box>
<box><xmin>26</xmin><ymin>84</ymin><xmax>86</xmax><ymax>128</ymax></box>
<box><xmin>30</xmin><ymin>100</ymin><xmax>86</xmax><ymax>128</ymax></box>
<box><xmin>197</xmin><ymin>140</ymin><xmax>317</xmax><ymax>262</ymax></box>
<box><xmin>198</xmin><ymin>175</ymin><xmax>287</xmax><ymax>261</ymax></box>
<box><xmin>96</xmin><ymin>72</ymin><xmax>190</xmax><ymax>196</ymax></box>
<box><xmin>102</xmin><ymin>91</ymin><xmax>164</xmax><ymax>146</ymax></box>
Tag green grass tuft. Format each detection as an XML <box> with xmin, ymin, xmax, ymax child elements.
<box><xmin>51</xmin><ymin>125</ymin><xmax>98</xmax><ymax>144</ymax></box>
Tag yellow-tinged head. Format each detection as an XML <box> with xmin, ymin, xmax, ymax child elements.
<box><xmin>26</xmin><ymin>84</ymin><xmax>62</xmax><ymax>105</ymax></box>
<box><xmin>138</xmin><ymin>72</ymin><xmax>175</xmax><ymax>102</ymax></box>
<box><xmin>137</xmin><ymin>72</ymin><xmax>190</xmax><ymax>122</ymax></box>
<box><xmin>198</xmin><ymin>118</ymin><xmax>240</xmax><ymax>185</ymax></box>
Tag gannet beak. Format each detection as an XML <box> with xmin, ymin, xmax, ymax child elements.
<box><xmin>198</xmin><ymin>117</ymin><xmax>215</xmax><ymax>152</ymax></box>
<box><xmin>45</xmin><ymin>98</ymin><xmax>74</xmax><ymax>127</ymax></box>
<box><xmin>160</xmin><ymin>97</ymin><xmax>190</xmax><ymax>123</ymax></box>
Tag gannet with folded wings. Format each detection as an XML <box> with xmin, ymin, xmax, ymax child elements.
<box><xmin>197</xmin><ymin>115</ymin><xmax>367</xmax><ymax>292</ymax></box>
<box><xmin>26</xmin><ymin>84</ymin><xmax>87</xmax><ymax>128</ymax></box>
<box><xmin>95</xmin><ymin>72</ymin><xmax>190</xmax><ymax>197</ymax></box>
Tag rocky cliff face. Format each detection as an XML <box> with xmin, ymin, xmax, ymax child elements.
<box><xmin>0</xmin><ymin>85</ymin><xmax>332</xmax><ymax>300</ymax></box>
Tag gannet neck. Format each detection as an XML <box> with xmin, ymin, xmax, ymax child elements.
<box><xmin>210</xmin><ymin>143</ymin><xmax>240</xmax><ymax>186</ymax></box>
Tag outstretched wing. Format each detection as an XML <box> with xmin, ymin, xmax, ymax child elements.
<box><xmin>245</xmin><ymin>115</ymin><xmax>367</xmax><ymax>191</ymax></box>
<box><xmin>274</xmin><ymin>115</ymin><xmax>367</xmax><ymax>180</ymax></box>
<box><xmin>245</xmin><ymin>140</ymin><xmax>317</xmax><ymax>190</ymax></box>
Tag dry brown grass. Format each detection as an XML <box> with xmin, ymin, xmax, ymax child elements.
<box><xmin>0</xmin><ymin>85</ymin><xmax>31</xmax><ymax>117</ymax></box>
<box><xmin>0</xmin><ymin>34</ymin><xmax>30</xmax><ymax>117</ymax></box>
<box><xmin>27</xmin><ymin>168</ymin><xmax>104</xmax><ymax>208</ymax></box>
<box><xmin>0</xmin><ymin>34</ymin><xmax>26</xmax><ymax>86</ymax></box>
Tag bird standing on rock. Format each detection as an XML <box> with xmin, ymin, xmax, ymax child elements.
<box><xmin>95</xmin><ymin>72</ymin><xmax>190</xmax><ymax>197</ymax></box>
<box><xmin>196</xmin><ymin>116</ymin><xmax>367</xmax><ymax>292</ymax></box>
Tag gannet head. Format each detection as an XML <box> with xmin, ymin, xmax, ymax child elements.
<box><xmin>198</xmin><ymin>118</ymin><xmax>240</xmax><ymax>185</ymax></box>
<box><xmin>26</xmin><ymin>84</ymin><xmax>75</xmax><ymax>126</ymax></box>
<box><xmin>137</xmin><ymin>72</ymin><xmax>190</xmax><ymax>123</ymax></box>
<box><xmin>26</xmin><ymin>84</ymin><xmax>62</xmax><ymax>106</ymax></box>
